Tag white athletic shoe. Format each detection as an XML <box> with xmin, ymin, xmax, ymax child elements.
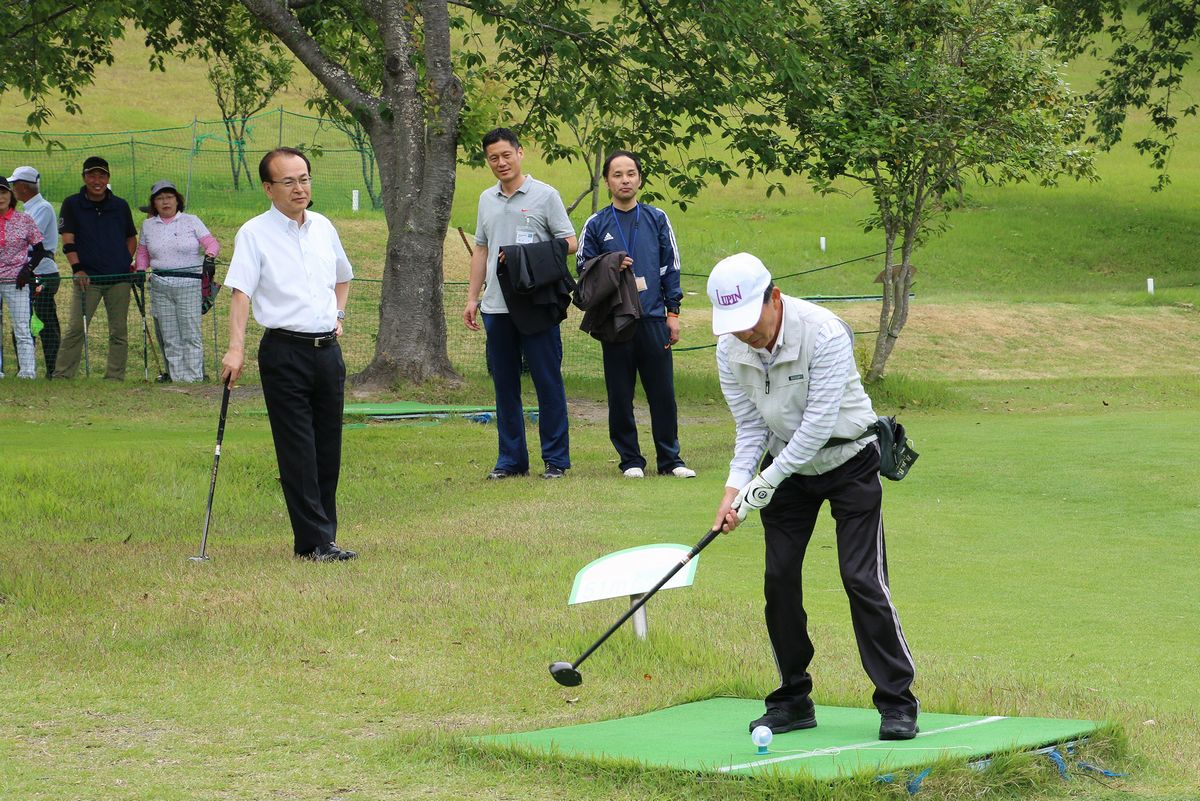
<box><xmin>668</xmin><ymin>465</ymin><xmax>697</xmax><ymax>478</ymax></box>
<box><xmin>622</xmin><ymin>467</ymin><xmax>645</xmax><ymax>478</ymax></box>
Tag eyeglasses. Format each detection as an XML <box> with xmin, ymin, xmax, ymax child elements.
<box><xmin>267</xmin><ymin>176</ymin><xmax>312</xmax><ymax>189</ymax></box>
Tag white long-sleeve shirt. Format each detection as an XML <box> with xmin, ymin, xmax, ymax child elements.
<box><xmin>718</xmin><ymin>295</ymin><xmax>876</xmax><ymax>490</ymax></box>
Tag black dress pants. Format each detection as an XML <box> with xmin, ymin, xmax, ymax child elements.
<box><xmin>759</xmin><ymin>445</ymin><xmax>918</xmax><ymax>716</ymax></box>
<box><xmin>259</xmin><ymin>331</ymin><xmax>345</xmax><ymax>554</ymax></box>
<box><xmin>600</xmin><ymin>317</ymin><xmax>683</xmax><ymax>473</ymax></box>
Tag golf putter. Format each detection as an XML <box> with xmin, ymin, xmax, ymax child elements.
<box><xmin>550</xmin><ymin>527</ymin><xmax>722</xmax><ymax>687</ymax></box>
<box><xmin>191</xmin><ymin>382</ymin><xmax>232</xmax><ymax>562</ymax></box>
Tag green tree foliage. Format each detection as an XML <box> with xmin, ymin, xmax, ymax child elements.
<box><xmin>3</xmin><ymin>0</ymin><xmax>1096</xmax><ymax>385</ymax></box>
<box><xmin>1045</xmin><ymin>0</ymin><xmax>1198</xmax><ymax>190</ymax></box>
<box><xmin>494</xmin><ymin>0</ymin><xmax>1095</xmax><ymax>380</ymax></box>
<box><xmin>204</xmin><ymin>10</ymin><xmax>294</xmax><ymax>190</ymax></box>
<box><xmin>780</xmin><ymin>0</ymin><xmax>1096</xmax><ymax>380</ymax></box>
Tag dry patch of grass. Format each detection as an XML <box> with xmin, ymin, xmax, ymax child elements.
<box><xmin>834</xmin><ymin>301</ymin><xmax>1200</xmax><ymax>380</ymax></box>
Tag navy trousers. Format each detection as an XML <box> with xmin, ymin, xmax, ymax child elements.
<box><xmin>759</xmin><ymin>445</ymin><xmax>918</xmax><ymax>716</ymax></box>
<box><xmin>259</xmin><ymin>332</ymin><xmax>346</xmax><ymax>554</ymax></box>
<box><xmin>482</xmin><ymin>312</ymin><xmax>570</xmax><ymax>472</ymax></box>
<box><xmin>600</xmin><ymin>316</ymin><xmax>683</xmax><ymax>473</ymax></box>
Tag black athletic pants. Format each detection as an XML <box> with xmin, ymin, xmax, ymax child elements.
<box><xmin>600</xmin><ymin>317</ymin><xmax>683</xmax><ymax>473</ymax></box>
<box><xmin>32</xmin><ymin>275</ymin><xmax>61</xmax><ymax>376</ymax></box>
<box><xmin>760</xmin><ymin>444</ymin><xmax>918</xmax><ymax>716</ymax></box>
<box><xmin>259</xmin><ymin>330</ymin><xmax>345</xmax><ymax>554</ymax></box>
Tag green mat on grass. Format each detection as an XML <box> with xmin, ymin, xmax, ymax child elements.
<box><xmin>475</xmin><ymin>698</ymin><xmax>1100</xmax><ymax>779</ymax></box>
<box><xmin>342</xmin><ymin>401</ymin><xmax>504</xmax><ymax>418</ymax></box>
<box><xmin>245</xmin><ymin>402</ymin><xmax>533</xmax><ymax>418</ymax></box>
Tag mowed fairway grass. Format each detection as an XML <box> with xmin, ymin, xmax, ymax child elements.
<box><xmin>2</xmin><ymin>30</ymin><xmax>1200</xmax><ymax>801</ymax></box>
<box><xmin>1</xmin><ymin>371</ymin><xmax>1197</xmax><ymax>800</ymax></box>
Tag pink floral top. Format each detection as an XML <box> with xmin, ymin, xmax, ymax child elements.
<box><xmin>0</xmin><ymin>208</ymin><xmax>44</xmax><ymax>281</ymax></box>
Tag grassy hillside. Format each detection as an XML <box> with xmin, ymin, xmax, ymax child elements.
<box><xmin>2</xmin><ymin>28</ymin><xmax>1198</xmax><ymax>306</ymax></box>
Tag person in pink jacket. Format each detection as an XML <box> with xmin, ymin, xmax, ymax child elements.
<box><xmin>0</xmin><ymin>177</ymin><xmax>48</xmax><ymax>378</ymax></box>
<box><xmin>135</xmin><ymin>180</ymin><xmax>220</xmax><ymax>383</ymax></box>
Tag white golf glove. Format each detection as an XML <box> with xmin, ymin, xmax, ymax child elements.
<box><xmin>731</xmin><ymin>464</ymin><xmax>787</xmax><ymax>522</ymax></box>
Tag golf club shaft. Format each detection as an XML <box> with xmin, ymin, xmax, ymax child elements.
<box><xmin>81</xmin><ymin>290</ymin><xmax>90</xmax><ymax>377</ymax></box>
<box><xmin>570</xmin><ymin>528</ymin><xmax>721</xmax><ymax>670</ymax></box>
<box><xmin>197</xmin><ymin>383</ymin><xmax>232</xmax><ymax>559</ymax></box>
<box><xmin>132</xmin><ymin>281</ymin><xmax>163</xmax><ymax>377</ymax></box>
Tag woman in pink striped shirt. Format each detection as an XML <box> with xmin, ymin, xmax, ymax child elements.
<box><xmin>0</xmin><ymin>177</ymin><xmax>47</xmax><ymax>378</ymax></box>
<box><xmin>135</xmin><ymin>180</ymin><xmax>220</xmax><ymax>383</ymax></box>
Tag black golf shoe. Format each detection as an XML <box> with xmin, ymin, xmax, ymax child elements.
<box><xmin>486</xmin><ymin>468</ymin><xmax>528</xmax><ymax>480</ymax></box>
<box><xmin>878</xmin><ymin>710</ymin><xmax>918</xmax><ymax>740</ymax></box>
<box><xmin>541</xmin><ymin>465</ymin><xmax>566</xmax><ymax>479</ymax></box>
<box><xmin>298</xmin><ymin>543</ymin><xmax>358</xmax><ymax>562</ymax></box>
<box><xmin>749</xmin><ymin>704</ymin><xmax>817</xmax><ymax>734</ymax></box>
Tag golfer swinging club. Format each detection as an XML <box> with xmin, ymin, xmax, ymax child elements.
<box><xmin>708</xmin><ymin>253</ymin><xmax>919</xmax><ymax>741</ymax></box>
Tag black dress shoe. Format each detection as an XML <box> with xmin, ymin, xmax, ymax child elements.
<box><xmin>749</xmin><ymin>704</ymin><xmax>818</xmax><ymax>734</ymax></box>
<box><xmin>486</xmin><ymin>468</ymin><xmax>528</xmax><ymax>480</ymax></box>
<box><xmin>298</xmin><ymin>543</ymin><xmax>358</xmax><ymax>562</ymax></box>
<box><xmin>879</xmin><ymin>710</ymin><xmax>919</xmax><ymax>740</ymax></box>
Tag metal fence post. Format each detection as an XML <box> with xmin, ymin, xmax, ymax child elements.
<box><xmin>129</xmin><ymin>136</ymin><xmax>137</xmax><ymax>201</ymax></box>
<box><xmin>186</xmin><ymin>115</ymin><xmax>197</xmax><ymax>206</ymax></box>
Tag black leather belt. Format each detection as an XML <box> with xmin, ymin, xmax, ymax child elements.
<box><xmin>265</xmin><ymin>328</ymin><xmax>338</xmax><ymax>348</ymax></box>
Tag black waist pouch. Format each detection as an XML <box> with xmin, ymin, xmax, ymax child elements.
<box><xmin>875</xmin><ymin>416</ymin><xmax>918</xmax><ymax>481</ymax></box>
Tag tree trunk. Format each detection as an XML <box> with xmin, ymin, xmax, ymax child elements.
<box><xmin>866</xmin><ymin>232</ymin><xmax>915</xmax><ymax>383</ymax></box>
<box><xmin>351</xmin><ymin>0</ymin><xmax>462</xmax><ymax>390</ymax></box>
<box><xmin>351</xmin><ymin>130</ymin><xmax>460</xmax><ymax>389</ymax></box>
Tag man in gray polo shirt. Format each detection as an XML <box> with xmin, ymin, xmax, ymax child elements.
<box><xmin>463</xmin><ymin>127</ymin><xmax>577</xmax><ymax>480</ymax></box>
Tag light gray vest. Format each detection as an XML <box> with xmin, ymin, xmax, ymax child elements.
<box><xmin>724</xmin><ymin>295</ymin><xmax>877</xmax><ymax>474</ymax></box>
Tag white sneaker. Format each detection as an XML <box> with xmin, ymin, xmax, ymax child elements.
<box><xmin>668</xmin><ymin>466</ymin><xmax>697</xmax><ymax>478</ymax></box>
<box><xmin>622</xmin><ymin>467</ymin><xmax>645</xmax><ymax>478</ymax></box>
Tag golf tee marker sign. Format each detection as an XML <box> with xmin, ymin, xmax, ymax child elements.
<box><xmin>568</xmin><ymin>544</ymin><xmax>700</xmax><ymax>640</ymax></box>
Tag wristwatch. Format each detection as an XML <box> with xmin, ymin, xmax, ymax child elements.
<box><xmin>336</xmin><ymin>309</ymin><xmax>346</xmax><ymax>320</ymax></box>
<box><xmin>666</xmin><ymin>306</ymin><xmax>680</xmax><ymax>317</ymax></box>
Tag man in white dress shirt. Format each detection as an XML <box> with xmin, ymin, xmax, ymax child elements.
<box><xmin>220</xmin><ymin>147</ymin><xmax>356</xmax><ymax>561</ymax></box>
<box><xmin>708</xmin><ymin>253</ymin><xmax>918</xmax><ymax>740</ymax></box>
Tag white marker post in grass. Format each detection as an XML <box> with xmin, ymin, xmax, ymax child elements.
<box><xmin>568</xmin><ymin>543</ymin><xmax>702</xmax><ymax>641</ymax></box>
<box><xmin>352</xmin><ymin>190</ymin><xmax>360</xmax><ymax>212</ymax></box>
<box><xmin>819</xmin><ymin>236</ymin><xmax>827</xmax><ymax>252</ymax></box>
<box><xmin>1147</xmin><ymin>277</ymin><xmax>1155</xmax><ymax>295</ymax></box>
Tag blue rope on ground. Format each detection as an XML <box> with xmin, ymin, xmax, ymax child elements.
<box><xmin>1076</xmin><ymin>760</ymin><xmax>1125</xmax><ymax>778</ymax></box>
<box><xmin>876</xmin><ymin>766</ymin><xmax>933</xmax><ymax>796</ymax></box>
<box><xmin>1045</xmin><ymin>748</ymin><xmax>1070</xmax><ymax>779</ymax></box>
<box><xmin>906</xmin><ymin>767</ymin><xmax>933</xmax><ymax>795</ymax></box>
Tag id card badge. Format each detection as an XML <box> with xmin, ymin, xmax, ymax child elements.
<box><xmin>515</xmin><ymin>226</ymin><xmax>536</xmax><ymax>245</ymax></box>
<box><xmin>634</xmin><ymin>275</ymin><xmax>648</xmax><ymax>292</ymax></box>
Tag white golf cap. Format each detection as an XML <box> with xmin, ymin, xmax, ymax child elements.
<box><xmin>707</xmin><ymin>253</ymin><xmax>773</xmax><ymax>335</ymax></box>
<box><xmin>8</xmin><ymin>166</ymin><xmax>39</xmax><ymax>183</ymax></box>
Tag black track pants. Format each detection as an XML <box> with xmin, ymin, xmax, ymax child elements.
<box><xmin>759</xmin><ymin>444</ymin><xmax>918</xmax><ymax>716</ymax></box>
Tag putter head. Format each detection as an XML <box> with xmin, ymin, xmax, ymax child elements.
<box><xmin>549</xmin><ymin>661</ymin><xmax>582</xmax><ymax>687</ymax></box>
<box><xmin>187</xmin><ymin>555</ymin><xmax>211</xmax><ymax>562</ymax></box>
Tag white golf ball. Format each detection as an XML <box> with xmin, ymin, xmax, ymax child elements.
<box><xmin>751</xmin><ymin>725</ymin><xmax>773</xmax><ymax>748</ymax></box>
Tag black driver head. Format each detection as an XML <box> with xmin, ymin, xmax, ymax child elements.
<box><xmin>549</xmin><ymin>661</ymin><xmax>583</xmax><ymax>687</ymax></box>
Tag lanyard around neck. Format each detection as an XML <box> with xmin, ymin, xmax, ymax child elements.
<box><xmin>608</xmin><ymin>203</ymin><xmax>640</xmax><ymax>257</ymax></box>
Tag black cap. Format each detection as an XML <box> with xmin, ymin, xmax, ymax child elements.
<box><xmin>0</xmin><ymin>177</ymin><xmax>11</xmax><ymax>192</ymax></box>
<box><xmin>83</xmin><ymin>156</ymin><xmax>110</xmax><ymax>174</ymax></box>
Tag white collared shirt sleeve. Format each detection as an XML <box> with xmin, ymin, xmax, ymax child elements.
<box><xmin>769</xmin><ymin>320</ymin><xmax>853</xmax><ymax>477</ymax></box>
<box><xmin>224</xmin><ymin>224</ymin><xmax>263</xmax><ymax>298</ymax></box>
<box><xmin>223</xmin><ymin>209</ymin><xmax>352</xmax><ymax>332</ymax></box>
<box><xmin>718</xmin><ymin>339</ymin><xmax>771</xmax><ymax>490</ymax></box>
<box><xmin>330</xmin><ymin>222</ymin><xmax>352</xmax><ymax>283</ymax></box>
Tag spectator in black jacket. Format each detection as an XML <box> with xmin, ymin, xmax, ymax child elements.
<box><xmin>53</xmin><ymin>156</ymin><xmax>138</xmax><ymax>380</ymax></box>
